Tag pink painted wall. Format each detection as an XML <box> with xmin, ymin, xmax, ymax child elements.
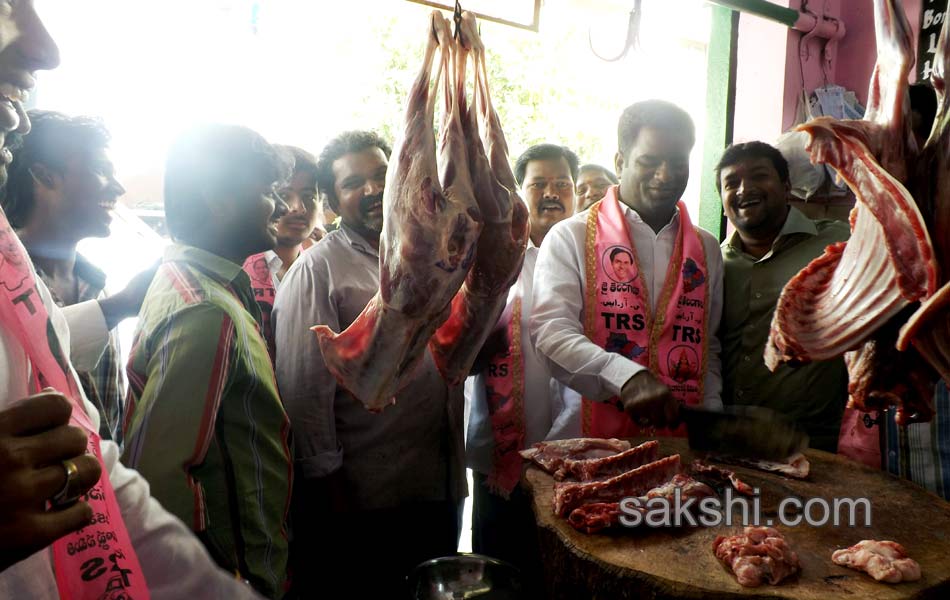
<box><xmin>732</xmin><ymin>0</ymin><xmax>793</xmax><ymax>144</ymax></box>
<box><xmin>733</xmin><ymin>0</ymin><xmax>925</xmax><ymax>142</ymax></box>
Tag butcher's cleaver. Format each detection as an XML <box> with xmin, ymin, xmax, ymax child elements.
<box><xmin>680</xmin><ymin>404</ymin><xmax>809</xmax><ymax>461</ymax></box>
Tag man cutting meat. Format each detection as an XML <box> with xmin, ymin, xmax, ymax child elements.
<box><xmin>530</xmin><ymin>100</ymin><xmax>723</xmax><ymax>438</ymax></box>
<box><xmin>717</xmin><ymin>141</ymin><xmax>850</xmax><ymax>452</ymax></box>
<box><xmin>273</xmin><ymin>130</ymin><xmax>464</xmax><ymax>597</ymax></box>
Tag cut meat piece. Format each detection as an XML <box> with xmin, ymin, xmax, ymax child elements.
<box><xmin>520</xmin><ymin>438</ymin><xmax>630</xmax><ymax>475</ymax></box>
<box><xmin>554</xmin><ymin>440</ymin><xmax>659</xmax><ymax>482</ymax></box>
<box><xmin>566</xmin><ymin>474</ymin><xmax>715</xmax><ymax>534</ymax></box>
<box><xmin>311</xmin><ymin>12</ymin><xmax>482</xmax><ymax>411</ymax></box>
<box><xmin>832</xmin><ymin>540</ymin><xmax>921</xmax><ymax>583</ymax></box>
<box><xmin>765</xmin><ymin>118</ymin><xmax>937</xmax><ymax>370</ymax></box>
<box><xmin>429</xmin><ymin>12</ymin><xmax>529</xmax><ymax>385</ymax></box>
<box><xmin>553</xmin><ymin>455</ymin><xmax>680</xmax><ymax>517</ymax></box>
<box><xmin>765</xmin><ymin>0</ymin><xmax>947</xmax><ymax>424</ymax></box>
<box><xmin>847</xmin><ymin>320</ymin><xmax>937</xmax><ymax>425</ymax></box>
<box><xmin>566</xmin><ymin>502</ymin><xmax>622</xmax><ymax>535</ymax></box>
<box><xmin>689</xmin><ymin>460</ymin><xmax>754</xmax><ymax>496</ymax></box>
<box><xmin>708</xmin><ymin>453</ymin><xmax>810</xmax><ymax>480</ymax></box>
<box><xmin>714</xmin><ymin>526</ymin><xmax>801</xmax><ymax>587</ymax></box>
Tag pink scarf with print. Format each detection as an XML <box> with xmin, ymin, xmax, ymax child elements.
<box><xmin>483</xmin><ymin>296</ymin><xmax>525</xmax><ymax>497</ymax></box>
<box><xmin>243</xmin><ymin>252</ymin><xmax>277</xmax><ymax>360</ymax></box>
<box><xmin>582</xmin><ymin>187</ymin><xmax>709</xmax><ymax>438</ymax></box>
<box><xmin>0</xmin><ymin>214</ymin><xmax>150</xmax><ymax>599</ymax></box>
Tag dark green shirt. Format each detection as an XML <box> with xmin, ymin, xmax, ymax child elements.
<box><xmin>721</xmin><ymin>207</ymin><xmax>850</xmax><ymax>451</ymax></box>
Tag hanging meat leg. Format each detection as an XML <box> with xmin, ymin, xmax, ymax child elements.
<box><xmin>311</xmin><ymin>12</ymin><xmax>482</xmax><ymax>411</ymax></box>
<box><xmin>429</xmin><ymin>12</ymin><xmax>530</xmax><ymax>384</ymax></box>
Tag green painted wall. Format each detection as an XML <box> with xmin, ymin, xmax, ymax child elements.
<box><xmin>698</xmin><ymin>6</ymin><xmax>739</xmax><ymax>240</ymax></box>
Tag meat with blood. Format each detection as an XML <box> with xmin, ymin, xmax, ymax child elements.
<box><xmin>847</xmin><ymin>320</ymin><xmax>937</xmax><ymax>425</ymax></box>
<box><xmin>689</xmin><ymin>460</ymin><xmax>755</xmax><ymax>496</ymax></box>
<box><xmin>428</xmin><ymin>11</ymin><xmax>529</xmax><ymax>384</ymax></box>
<box><xmin>311</xmin><ymin>12</ymin><xmax>482</xmax><ymax>411</ymax></box>
<box><xmin>832</xmin><ymin>540</ymin><xmax>921</xmax><ymax>583</ymax></box>
<box><xmin>553</xmin><ymin>454</ymin><xmax>680</xmax><ymax>517</ymax></box>
<box><xmin>713</xmin><ymin>526</ymin><xmax>801</xmax><ymax>587</ymax></box>
<box><xmin>764</xmin><ymin>118</ymin><xmax>936</xmax><ymax>371</ymax></box>
<box><xmin>566</xmin><ymin>474</ymin><xmax>715</xmax><ymax>534</ymax></box>
<box><xmin>554</xmin><ymin>440</ymin><xmax>659</xmax><ymax>482</ymax></box>
<box><xmin>707</xmin><ymin>453</ymin><xmax>810</xmax><ymax>480</ymax></box>
<box><xmin>566</xmin><ymin>502</ymin><xmax>622</xmax><ymax>535</ymax></box>
<box><xmin>763</xmin><ymin>0</ymin><xmax>950</xmax><ymax>425</ymax></box>
<box><xmin>519</xmin><ymin>438</ymin><xmax>631</xmax><ymax>475</ymax></box>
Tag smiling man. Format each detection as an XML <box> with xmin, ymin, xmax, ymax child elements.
<box><xmin>531</xmin><ymin>100</ymin><xmax>723</xmax><ymax>438</ymax></box>
<box><xmin>273</xmin><ymin>130</ymin><xmax>465</xmax><ymax>597</ymax></box>
<box><xmin>514</xmin><ymin>143</ymin><xmax>579</xmax><ymax>247</ymax></box>
<box><xmin>717</xmin><ymin>141</ymin><xmax>849</xmax><ymax>451</ymax></box>
<box><xmin>242</xmin><ymin>144</ymin><xmax>320</xmax><ymax>357</ymax></box>
<box><xmin>0</xmin><ymin>2</ymin><xmax>278</xmax><ymax>598</ymax></box>
<box><xmin>2</xmin><ymin>111</ymin><xmax>129</xmax><ymax>445</ymax></box>
<box><xmin>122</xmin><ymin>124</ymin><xmax>293</xmax><ymax>598</ymax></box>
<box><xmin>575</xmin><ymin>163</ymin><xmax>619</xmax><ymax>212</ymax></box>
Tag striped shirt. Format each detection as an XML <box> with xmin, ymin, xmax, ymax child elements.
<box><xmin>35</xmin><ymin>255</ymin><xmax>126</xmax><ymax>447</ymax></box>
<box><xmin>884</xmin><ymin>381</ymin><xmax>950</xmax><ymax>501</ymax></box>
<box><xmin>122</xmin><ymin>244</ymin><xmax>292</xmax><ymax>599</ymax></box>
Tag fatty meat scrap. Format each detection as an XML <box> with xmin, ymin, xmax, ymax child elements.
<box><xmin>831</xmin><ymin>540</ymin><xmax>921</xmax><ymax>583</ymax></box>
<box><xmin>312</xmin><ymin>11</ymin><xmax>527</xmax><ymax>411</ymax></box>
<box><xmin>766</xmin><ymin>0</ymin><xmax>948</xmax><ymax>424</ymax></box>
<box><xmin>713</xmin><ymin>527</ymin><xmax>801</xmax><ymax>587</ymax></box>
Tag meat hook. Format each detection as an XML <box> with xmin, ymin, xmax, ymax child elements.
<box><xmin>453</xmin><ymin>0</ymin><xmax>463</xmax><ymax>39</ymax></box>
<box><xmin>589</xmin><ymin>0</ymin><xmax>642</xmax><ymax>62</ymax></box>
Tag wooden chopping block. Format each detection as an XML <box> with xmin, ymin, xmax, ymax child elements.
<box><xmin>523</xmin><ymin>436</ymin><xmax>950</xmax><ymax>599</ymax></box>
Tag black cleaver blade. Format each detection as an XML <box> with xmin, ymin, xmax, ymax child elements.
<box><xmin>680</xmin><ymin>404</ymin><xmax>809</xmax><ymax>461</ymax></box>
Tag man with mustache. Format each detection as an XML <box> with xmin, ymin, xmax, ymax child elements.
<box><xmin>122</xmin><ymin>124</ymin><xmax>293</xmax><ymax>598</ymax></box>
<box><xmin>717</xmin><ymin>141</ymin><xmax>849</xmax><ymax>453</ymax></box>
<box><xmin>242</xmin><ymin>144</ymin><xmax>321</xmax><ymax>358</ymax></box>
<box><xmin>0</xmin><ymin>3</ymin><xmax>267</xmax><ymax>598</ymax></box>
<box><xmin>531</xmin><ymin>100</ymin><xmax>724</xmax><ymax>439</ymax></box>
<box><xmin>273</xmin><ymin>130</ymin><xmax>465</xmax><ymax>596</ymax></box>
<box><xmin>575</xmin><ymin>163</ymin><xmax>619</xmax><ymax>212</ymax></box>
<box><xmin>1</xmin><ymin>111</ymin><xmax>141</xmax><ymax>448</ymax></box>
<box><xmin>465</xmin><ymin>143</ymin><xmax>581</xmax><ymax>593</ymax></box>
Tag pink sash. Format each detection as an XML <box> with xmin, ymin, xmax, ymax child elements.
<box><xmin>0</xmin><ymin>217</ymin><xmax>150</xmax><ymax>599</ymax></box>
<box><xmin>582</xmin><ymin>188</ymin><xmax>709</xmax><ymax>438</ymax></box>
<box><xmin>242</xmin><ymin>252</ymin><xmax>277</xmax><ymax>360</ymax></box>
<box><xmin>484</xmin><ymin>297</ymin><xmax>525</xmax><ymax>497</ymax></box>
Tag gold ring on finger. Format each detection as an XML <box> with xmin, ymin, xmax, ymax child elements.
<box><xmin>51</xmin><ymin>458</ymin><xmax>82</xmax><ymax>507</ymax></box>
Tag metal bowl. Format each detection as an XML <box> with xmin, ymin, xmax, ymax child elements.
<box><xmin>407</xmin><ymin>553</ymin><xmax>525</xmax><ymax>599</ymax></box>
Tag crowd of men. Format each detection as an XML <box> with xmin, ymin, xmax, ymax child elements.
<box><xmin>1</xmin><ymin>3</ymin><xmax>947</xmax><ymax>600</ymax></box>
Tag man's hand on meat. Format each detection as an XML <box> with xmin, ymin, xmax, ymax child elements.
<box><xmin>619</xmin><ymin>371</ymin><xmax>678</xmax><ymax>429</ymax></box>
<box><xmin>0</xmin><ymin>390</ymin><xmax>102</xmax><ymax>572</ymax></box>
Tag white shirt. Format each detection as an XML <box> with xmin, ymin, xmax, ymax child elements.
<box><xmin>530</xmin><ymin>203</ymin><xmax>724</xmax><ymax>408</ymax></box>
<box><xmin>0</xmin><ymin>277</ymin><xmax>262</xmax><ymax>600</ymax></box>
<box><xmin>61</xmin><ymin>300</ymin><xmax>109</xmax><ymax>372</ymax></box>
<box><xmin>262</xmin><ymin>249</ymin><xmax>283</xmax><ymax>289</ymax></box>
<box><xmin>465</xmin><ymin>243</ymin><xmax>581</xmax><ymax>475</ymax></box>
<box><xmin>273</xmin><ymin>224</ymin><xmax>466</xmax><ymax>510</ymax></box>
